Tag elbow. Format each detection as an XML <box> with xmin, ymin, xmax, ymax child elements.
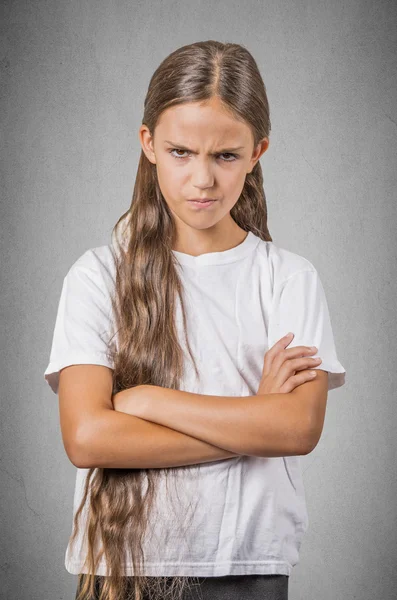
<box><xmin>70</xmin><ymin>444</ymin><xmax>92</xmax><ymax>469</ymax></box>
<box><xmin>71</xmin><ymin>408</ymin><xmax>116</xmax><ymax>468</ymax></box>
<box><xmin>300</xmin><ymin>440</ymin><xmax>315</xmax><ymax>456</ymax></box>
<box><xmin>296</xmin><ymin>406</ymin><xmax>324</xmax><ymax>455</ymax></box>
<box><xmin>64</xmin><ymin>437</ymin><xmax>90</xmax><ymax>469</ymax></box>
<box><xmin>62</xmin><ymin>437</ymin><xmax>85</xmax><ymax>468</ymax></box>
<box><xmin>66</xmin><ymin>425</ymin><xmax>97</xmax><ymax>469</ymax></box>
<box><xmin>291</xmin><ymin>419</ymin><xmax>318</xmax><ymax>456</ymax></box>
<box><xmin>302</xmin><ymin>424</ymin><xmax>322</xmax><ymax>455</ymax></box>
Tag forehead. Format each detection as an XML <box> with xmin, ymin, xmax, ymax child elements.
<box><xmin>155</xmin><ymin>101</ymin><xmax>252</xmax><ymax>145</ymax></box>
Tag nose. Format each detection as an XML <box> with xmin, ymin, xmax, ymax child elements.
<box><xmin>191</xmin><ymin>158</ymin><xmax>215</xmax><ymax>189</ymax></box>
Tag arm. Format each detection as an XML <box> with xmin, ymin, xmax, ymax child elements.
<box><xmin>121</xmin><ymin>385</ymin><xmax>311</xmax><ymax>457</ymax></box>
<box><xmin>77</xmin><ymin>406</ymin><xmax>241</xmax><ymax>470</ymax></box>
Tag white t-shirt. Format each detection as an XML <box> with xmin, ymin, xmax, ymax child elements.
<box><xmin>44</xmin><ymin>230</ymin><xmax>346</xmax><ymax>577</ymax></box>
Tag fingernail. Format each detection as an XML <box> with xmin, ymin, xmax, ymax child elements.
<box><xmin>285</xmin><ymin>332</ymin><xmax>293</xmax><ymax>338</ymax></box>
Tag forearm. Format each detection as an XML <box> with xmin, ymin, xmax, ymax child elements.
<box><xmin>76</xmin><ymin>406</ymin><xmax>241</xmax><ymax>470</ymax></box>
<box><xmin>131</xmin><ymin>385</ymin><xmax>310</xmax><ymax>457</ymax></box>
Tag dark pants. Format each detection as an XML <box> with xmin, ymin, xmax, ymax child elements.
<box><xmin>75</xmin><ymin>573</ymin><xmax>289</xmax><ymax>599</ymax></box>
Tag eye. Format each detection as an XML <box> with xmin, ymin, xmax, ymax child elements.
<box><xmin>168</xmin><ymin>148</ymin><xmax>238</xmax><ymax>162</ymax></box>
<box><xmin>169</xmin><ymin>148</ymin><xmax>189</xmax><ymax>159</ymax></box>
<box><xmin>219</xmin><ymin>152</ymin><xmax>238</xmax><ymax>162</ymax></box>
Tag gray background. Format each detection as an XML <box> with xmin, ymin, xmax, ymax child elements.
<box><xmin>1</xmin><ymin>0</ymin><xmax>396</xmax><ymax>598</ymax></box>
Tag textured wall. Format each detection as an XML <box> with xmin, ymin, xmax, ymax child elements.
<box><xmin>1</xmin><ymin>0</ymin><xmax>396</xmax><ymax>598</ymax></box>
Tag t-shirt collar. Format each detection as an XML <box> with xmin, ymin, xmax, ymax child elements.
<box><xmin>171</xmin><ymin>231</ymin><xmax>260</xmax><ymax>267</ymax></box>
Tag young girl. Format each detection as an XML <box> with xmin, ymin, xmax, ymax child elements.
<box><xmin>44</xmin><ymin>41</ymin><xmax>346</xmax><ymax>600</ymax></box>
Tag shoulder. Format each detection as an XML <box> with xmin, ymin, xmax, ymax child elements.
<box><xmin>254</xmin><ymin>238</ymin><xmax>317</xmax><ymax>290</ymax></box>
<box><xmin>68</xmin><ymin>244</ymin><xmax>115</xmax><ymax>274</ymax></box>
<box><xmin>65</xmin><ymin>244</ymin><xmax>116</xmax><ymax>297</ymax></box>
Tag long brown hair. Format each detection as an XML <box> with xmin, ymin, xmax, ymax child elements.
<box><xmin>73</xmin><ymin>40</ymin><xmax>273</xmax><ymax>600</ymax></box>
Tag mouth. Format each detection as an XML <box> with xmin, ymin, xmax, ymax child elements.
<box><xmin>187</xmin><ymin>198</ymin><xmax>218</xmax><ymax>209</ymax></box>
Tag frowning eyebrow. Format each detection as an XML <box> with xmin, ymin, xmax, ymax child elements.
<box><xmin>164</xmin><ymin>140</ymin><xmax>245</xmax><ymax>154</ymax></box>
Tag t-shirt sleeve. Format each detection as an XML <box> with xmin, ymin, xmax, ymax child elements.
<box><xmin>43</xmin><ymin>252</ymin><xmax>115</xmax><ymax>395</ymax></box>
<box><xmin>268</xmin><ymin>268</ymin><xmax>346</xmax><ymax>391</ymax></box>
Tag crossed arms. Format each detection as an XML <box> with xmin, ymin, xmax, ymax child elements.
<box><xmin>74</xmin><ymin>382</ymin><xmax>322</xmax><ymax>469</ymax></box>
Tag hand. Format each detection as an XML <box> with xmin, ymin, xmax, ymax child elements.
<box><xmin>256</xmin><ymin>333</ymin><xmax>322</xmax><ymax>395</ymax></box>
<box><xmin>112</xmin><ymin>385</ymin><xmax>148</xmax><ymax>416</ymax></box>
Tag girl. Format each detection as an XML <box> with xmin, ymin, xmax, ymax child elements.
<box><xmin>44</xmin><ymin>41</ymin><xmax>346</xmax><ymax>600</ymax></box>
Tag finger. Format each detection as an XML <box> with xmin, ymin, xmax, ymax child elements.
<box><xmin>285</xmin><ymin>345</ymin><xmax>318</xmax><ymax>358</ymax></box>
<box><xmin>273</xmin><ymin>345</ymin><xmax>318</xmax><ymax>372</ymax></box>
<box><xmin>262</xmin><ymin>331</ymin><xmax>294</xmax><ymax>376</ymax></box>
<box><xmin>264</xmin><ymin>332</ymin><xmax>295</xmax><ymax>370</ymax></box>
<box><xmin>282</xmin><ymin>369</ymin><xmax>318</xmax><ymax>393</ymax></box>
<box><xmin>289</xmin><ymin>355</ymin><xmax>322</xmax><ymax>373</ymax></box>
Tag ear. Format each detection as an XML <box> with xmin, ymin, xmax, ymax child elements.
<box><xmin>139</xmin><ymin>125</ymin><xmax>157</xmax><ymax>165</ymax></box>
<box><xmin>290</xmin><ymin>369</ymin><xmax>329</xmax><ymax>453</ymax></box>
<box><xmin>247</xmin><ymin>137</ymin><xmax>270</xmax><ymax>173</ymax></box>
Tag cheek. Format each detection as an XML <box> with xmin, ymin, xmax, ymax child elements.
<box><xmin>221</xmin><ymin>162</ymin><xmax>246</xmax><ymax>183</ymax></box>
<box><xmin>161</xmin><ymin>160</ymin><xmax>185</xmax><ymax>182</ymax></box>
<box><xmin>157</xmin><ymin>165</ymin><xmax>181</xmax><ymax>197</ymax></box>
<box><xmin>221</xmin><ymin>169</ymin><xmax>246</xmax><ymax>199</ymax></box>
